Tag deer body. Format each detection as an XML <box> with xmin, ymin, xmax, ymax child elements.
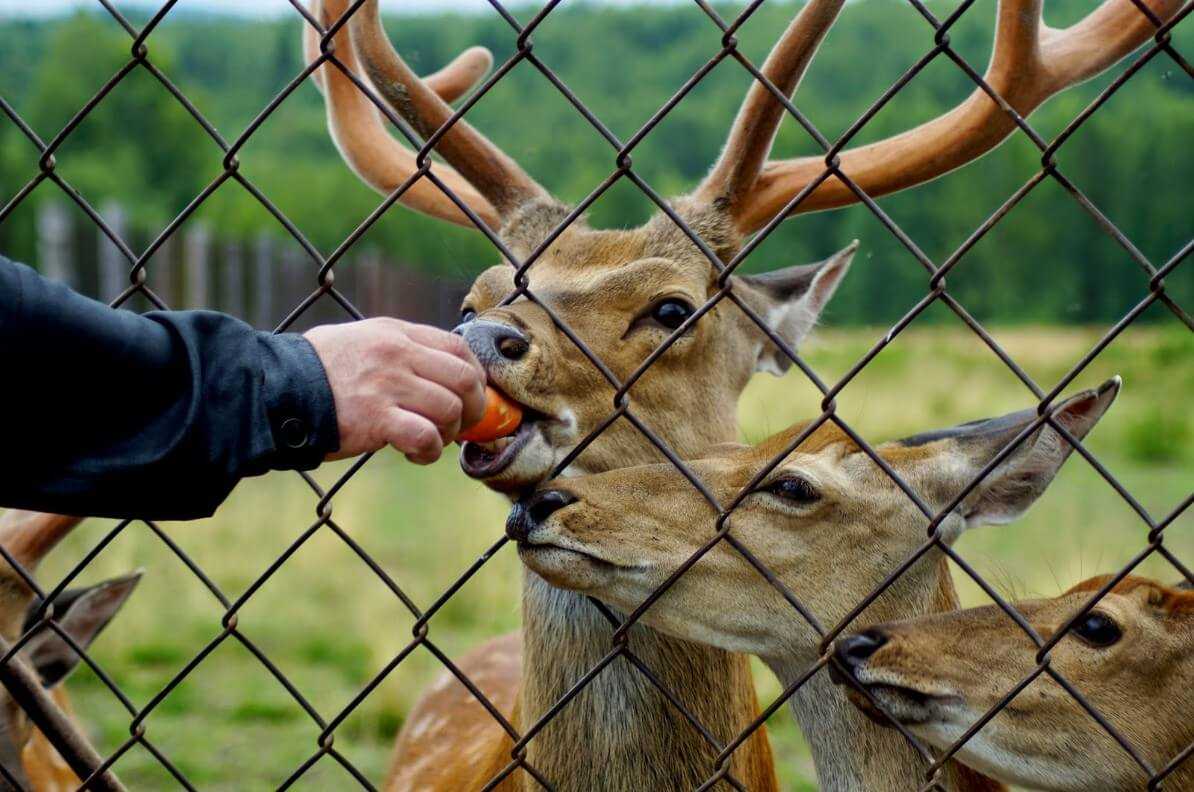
<box><xmin>20</xmin><ymin>688</ymin><xmax>79</xmax><ymax>792</ymax></box>
<box><xmin>836</xmin><ymin>575</ymin><xmax>1194</xmax><ymax>791</ymax></box>
<box><xmin>305</xmin><ymin>0</ymin><xmax>1175</xmax><ymax>786</ymax></box>
<box><xmin>0</xmin><ymin>511</ymin><xmax>139</xmax><ymax>790</ymax></box>
<box><xmin>510</xmin><ymin>381</ymin><xmax>1120</xmax><ymax>790</ymax></box>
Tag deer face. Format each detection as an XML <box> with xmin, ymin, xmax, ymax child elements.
<box><xmin>831</xmin><ymin>576</ymin><xmax>1194</xmax><ymax>792</ymax></box>
<box><xmin>507</xmin><ymin>380</ymin><xmax>1120</xmax><ymax>662</ymax></box>
<box><xmin>309</xmin><ymin>0</ymin><xmax>1176</xmax><ymax>492</ymax></box>
<box><xmin>455</xmin><ymin>207</ymin><xmax>856</xmax><ymax>492</ymax></box>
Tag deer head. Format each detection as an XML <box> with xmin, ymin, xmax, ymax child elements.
<box><xmin>832</xmin><ymin>574</ymin><xmax>1194</xmax><ymax>792</ymax></box>
<box><xmin>0</xmin><ymin>512</ymin><xmax>139</xmax><ymax>790</ymax></box>
<box><xmin>506</xmin><ymin>379</ymin><xmax>1120</xmax><ymax>664</ymax></box>
<box><xmin>306</xmin><ymin>0</ymin><xmax>1174</xmax><ymax>492</ymax></box>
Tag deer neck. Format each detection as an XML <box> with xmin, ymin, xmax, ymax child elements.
<box><xmin>516</xmin><ymin>417</ymin><xmax>775</xmax><ymax>790</ymax></box>
<box><xmin>519</xmin><ymin>571</ymin><xmax>774</xmax><ymax>791</ymax></box>
<box><xmin>765</xmin><ymin>553</ymin><xmax>1006</xmax><ymax>792</ymax></box>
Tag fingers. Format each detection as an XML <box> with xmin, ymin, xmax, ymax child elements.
<box><xmin>383</xmin><ymin>409</ymin><xmax>444</xmax><ymax>465</ymax></box>
<box><xmin>408</xmin><ymin>346</ymin><xmax>487</xmax><ymax>429</ymax></box>
<box><xmin>404</xmin><ymin>378</ymin><xmax>466</xmax><ymax>442</ymax></box>
<box><xmin>402</xmin><ymin>322</ymin><xmax>485</xmax><ymax>378</ymax></box>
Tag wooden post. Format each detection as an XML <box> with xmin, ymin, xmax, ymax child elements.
<box><xmin>359</xmin><ymin>251</ymin><xmax>382</xmax><ymax>318</ymax></box>
<box><xmin>184</xmin><ymin>224</ymin><xmax>211</xmax><ymax>309</ymax></box>
<box><xmin>254</xmin><ymin>234</ymin><xmax>274</xmax><ymax>329</ymax></box>
<box><xmin>280</xmin><ymin>243</ymin><xmax>307</xmax><ymax>328</ymax></box>
<box><xmin>36</xmin><ymin>202</ymin><xmax>72</xmax><ymax>287</ymax></box>
<box><xmin>149</xmin><ymin>233</ymin><xmax>178</xmax><ymax>309</ymax></box>
<box><xmin>220</xmin><ymin>240</ymin><xmax>245</xmax><ymax>319</ymax></box>
<box><xmin>98</xmin><ymin>201</ymin><xmax>128</xmax><ymax>305</ymax></box>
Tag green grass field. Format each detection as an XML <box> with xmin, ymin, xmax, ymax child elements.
<box><xmin>22</xmin><ymin>325</ymin><xmax>1192</xmax><ymax>791</ymax></box>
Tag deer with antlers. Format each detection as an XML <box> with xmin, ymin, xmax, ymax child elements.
<box><xmin>0</xmin><ymin>511</ymin><xmax>139</xmax><ymax>791</ymax></box>
<box><xmin>304</xmin><ymin>0</ymin><xmax>1177</xmax><ymax>788</ymax></box>
<box><xmin>833</xmin><ymin>574</ymin><xmax>1194</xmax><ymax>791</ymax></box>
<box><xmin>508</xmin><ymin>380</ymin><xmax>1120</xmax><ymax>790</ymax></box>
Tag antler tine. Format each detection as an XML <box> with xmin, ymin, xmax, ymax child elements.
<box><xmin>735</xmin><ymin>0</ymin><xmax>1184</xmax><ymax>234</ymax></box>
<box><xmin>306</xmin><ymin>0</ymin><xmax>500</xmax><ymax>229</ymax></box>
<box><xmin>348</xmin><ymin>0</ymin><xmax>552</xmax><ymax>220</ymax></box>
<box><xmin>0</xmin><ymin>511</ymin><xmax>84</xmax><ymax>573</ymax></box>
<box><xmin>694</xmin><ymin>0</ymin><xmax>846</xmax><ymax>215</ymax></box>
<box><xmin>304</xmin><ymin>7</ymin><xmax>491</xmax><ymax>104</ymax></box>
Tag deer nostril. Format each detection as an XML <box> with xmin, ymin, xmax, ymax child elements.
<box><xmin>835</xmin><ymin>630</ymin><xmax>887</xmax><ymax>670</ymax></box>
<box><xmin>497</xmin><ymin>335</ymin><xmax>530</xmax><ymax>360</ymax></box>
<box><xmin>528</xmin><ymin>490</ymin><xmax>575</xmax><ymax>525</ymax></box>
<box><xmin>506</xmin><ymin>491</ymin><xmax>574</xmax><ymax>543</ymax></box>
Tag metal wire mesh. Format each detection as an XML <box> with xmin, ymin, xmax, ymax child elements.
<box><xmin>0</xmin><ymin>0</ymin><xmax>1189</xmax><ymax>789</ymax></box>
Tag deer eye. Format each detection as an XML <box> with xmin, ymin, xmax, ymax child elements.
<box><xmin>1071</xmin><ymin>612</ymin><xmax>1121</xmax><ymax>648</ymax></box>
<box><xmin>766</xmin><ymin>476</ymin><xmax>820</xmax><ymax>504</ymax></box>
<box><xmin>460</xmin><ymin>308</ymin><xmax>478</xmax><ymax>324</ymax></box>
<box><xmin>650</xmin><ymin>299</ymin><xmax>694</xmax><ymax>330</ymax></box>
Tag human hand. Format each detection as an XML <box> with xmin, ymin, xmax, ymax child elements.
<box><xmin>305</xmin><ymin>318</ymin><xmax>486</xmax><ymax>464</ymax></box>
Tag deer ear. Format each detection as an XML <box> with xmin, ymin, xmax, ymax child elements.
<box><xmin>22</xmin><ymin>572</ymin><xmax>141</xmax><ymax>688</ymax></box>
<box><xmin>736</xmin><ymin>241</ymin><xmax>857</xmax><ymax>375</ymax></box>
<box><xmin>896</xmin><ymin>378</ymin><xmax>1120</xmax><ymax>534</ymax></box>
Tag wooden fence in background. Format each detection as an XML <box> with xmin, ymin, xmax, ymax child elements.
<box><xmin>32</xmin><ymin>201</ymin><xmax>468</xmax><ymax>331</ymax></box>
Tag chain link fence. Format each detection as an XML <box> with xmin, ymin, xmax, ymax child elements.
<box><xmin>0</xmin><ymin>0</ymin><xmax>1190</xmax><ymax>789</ymax></box>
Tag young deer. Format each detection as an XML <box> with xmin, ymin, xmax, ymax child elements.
<box><xmin>0</xmin><ymin>510</ymin><xmax>139</xmax><ymax>791</ymax></box>
<box><xmin>507</xmin><ymin>380</ymin><xmax>1120</xmax><ymax>791</ymax></box>
<box><xmin>304</xmin><ymin>0</ymin><xmax>1174</xmax><ymax>787</ymax></box>
<box><xmin>833</xmin><ymin>574</ymin><xmax>1193</xmax><ymax>791</ymax></box>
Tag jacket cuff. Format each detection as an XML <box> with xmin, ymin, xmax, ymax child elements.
<box><xmin>257</xmin><ymin>333</ymin><xmax>340</xmax><ymax>470</ymax></box>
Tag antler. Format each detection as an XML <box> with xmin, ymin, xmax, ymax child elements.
<box><xmin>0</xmin><ymin>511</ymin><xmax>84</xmax><ymax>574</ymax></box>
<box><xmin>695</xmin><ymin>0</ymin><xmax>846</xmax><ymax>218</ymax></box>
<box><xmin>305</xmin><ymin>0</ymin><xmax>500</xmax><ymax>228</ymax></box>
<box><xmin>307</xmin><ymin>0</ymin><xmax>553</xmax><ymax>230</ymax></box>
<box><xmin>348</xmin><ymin>0</ymin><xmax>552</xmax><ymax>217</ymax></box>
<box><xmin>703</xmin><ymin>0</ymin><xmax>1184</xmax><ymax>235</ymax></box>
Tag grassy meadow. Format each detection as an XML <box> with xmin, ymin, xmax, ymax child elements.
<box><xmin>21</xmin><ymin>324</ymin><xmax>1193</xmax><ymax>791</ymax></box>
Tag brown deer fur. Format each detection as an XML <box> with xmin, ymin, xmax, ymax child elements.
<box><xmin>513</xmin><ymin>382</ymin><xmax>1119</xmax><ymax>790</ymax></box>
<box><xmin>303</xmin><ymin>0</ymin><xmax>1179</xmax><ymax>787</ymax></box>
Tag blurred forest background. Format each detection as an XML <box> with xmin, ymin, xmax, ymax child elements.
<box><xmin>0</xmin><ymin>0</ymin><xmax>1190</xmax><ymax>325</ymax></box>
<box><xmin>0</xmin><ymin>1</ymin><xmax>1190</xmax><ymax>789</ymax></box>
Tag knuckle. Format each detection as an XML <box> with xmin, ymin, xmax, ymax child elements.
<box><xmin>445</xmin><ymin>332</ymin><xmax>471</xmax><ymax>357</ymax></box>
<box><xmin>442</xmin><ymin>395</ymin><xmax>464</xmax><ymax>423</ymax></box>
<box><xmin>413</xmin><ymin>422</ymin><xmax>441</xmax><ymax>452</ymax></box>
<box><xmin>454</xmin><ymin>358</ymin><xmax>480</xmax><ymax>390</ymax></box>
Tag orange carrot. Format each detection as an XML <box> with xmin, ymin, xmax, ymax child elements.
<box><xmin>458</xmin><ymin>386</ymin><xmax>523</xmax><ymax>443</ymax></box>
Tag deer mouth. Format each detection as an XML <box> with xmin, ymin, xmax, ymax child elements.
<box><xmin>458</xmin><ymin>402</ymin><xmax>558</xmax><ymax>482</ymax></box>
<box><xmin>834</xmin><ymin>667</ymin><xmax>961</xmax><ymax>728</ymax></box>
<box><xmin>517</xmin><ymin>542</ymin><xmax>620</xmax><ymax>570</ymax></box>
<box><xmin>515</xmin><ymin>542</ymin><xmax>638</xmax><ymax>593</ymax></box>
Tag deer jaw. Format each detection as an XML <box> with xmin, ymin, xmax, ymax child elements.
<box><xmin>836</xmin><ymin>576</ymin><xmax>1194</xmax><ymax>792</ymax></box>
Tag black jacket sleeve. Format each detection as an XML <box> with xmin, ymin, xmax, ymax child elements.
<box><xmin>0</xmin><ymin>256</ymin><xmax>340</xmax><ymax>520</ymax></box>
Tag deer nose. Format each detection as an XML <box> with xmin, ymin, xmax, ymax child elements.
<box><xmin>455</xmin><ymin>320</ymin><xmax>530</xmax><ymax>365</ymax></box>
<box><xmin>506</xmin><ymin>490</ymin><xmax>576</xmax><ymax>542</ymax></box>
<box><xmin>834</xmin><ymin>630</ymin><xmax>887</xmax><ymax>672</ymax></box>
